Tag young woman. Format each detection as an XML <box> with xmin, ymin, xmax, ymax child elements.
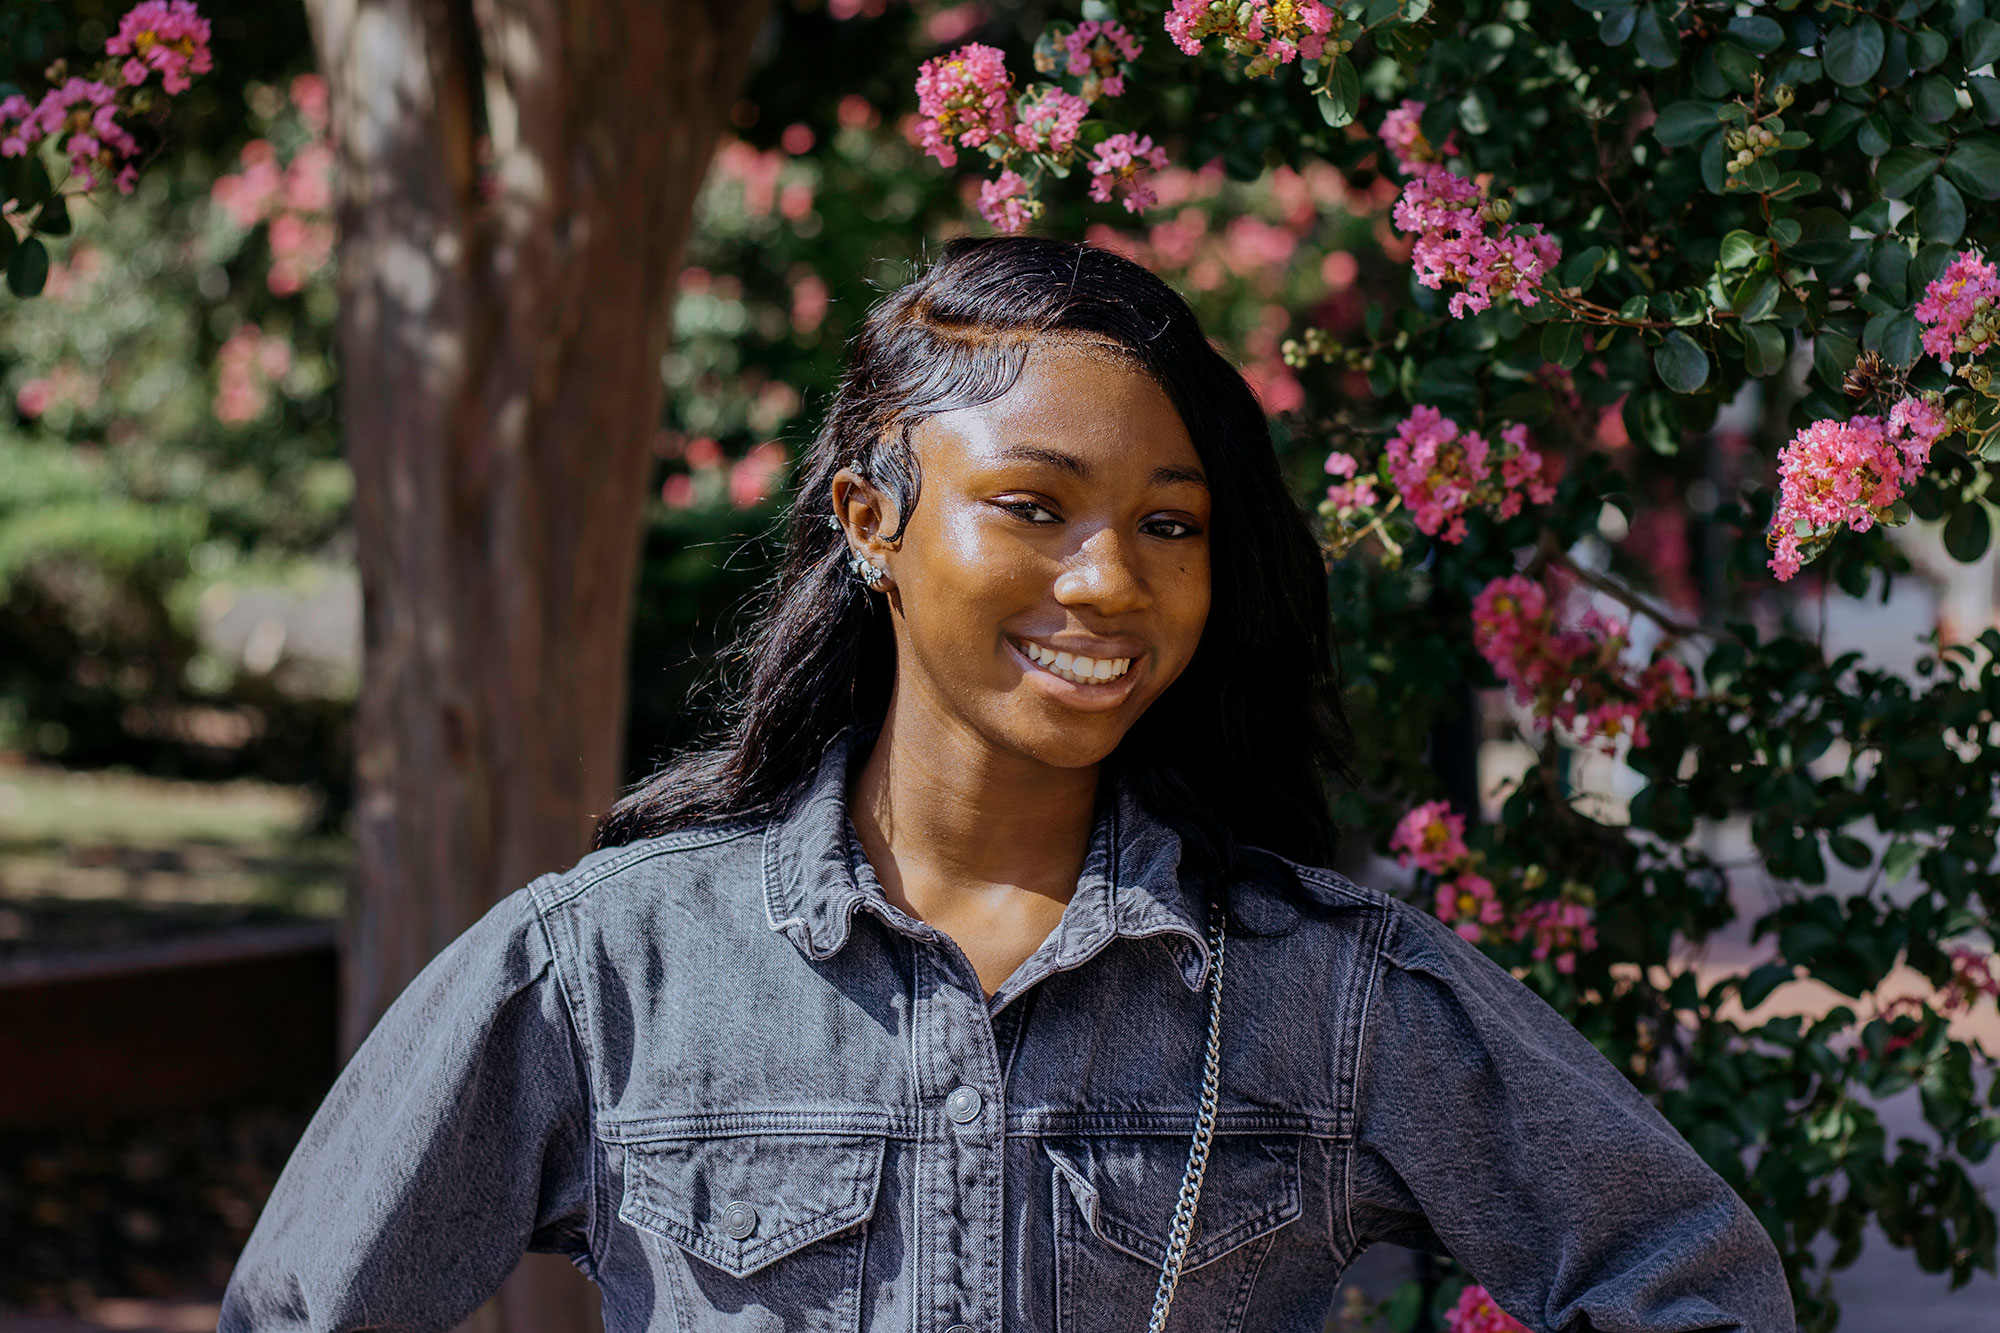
<box><xmin>222</xmin><ymin>237</ymin><xmax>1794</xmax><ymax>1333</ymax></box>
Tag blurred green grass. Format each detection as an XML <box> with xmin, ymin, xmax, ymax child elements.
<box><xmin>0</xmin><ymin>759</ymin><xmax>348</xmax><ymax>958</ymax></box>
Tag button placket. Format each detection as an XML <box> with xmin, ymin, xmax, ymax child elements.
<box><xmin>912</xmin><ymin>942</ymin><xmax>1006</xmax><ymax>1333</ymax></box>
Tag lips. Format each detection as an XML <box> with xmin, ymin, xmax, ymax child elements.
<box><xmin>1008</xmin><ymin>635</ymin><xmax>1141</xmax><ymax>690</ymax></box>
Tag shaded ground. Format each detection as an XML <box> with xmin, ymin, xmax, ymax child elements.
<box><xmin>0</xmin><ymin>760</ymin><xmax>343</xmax><ymax>1325</ymax></box>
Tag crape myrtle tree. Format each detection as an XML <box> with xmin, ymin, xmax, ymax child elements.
<box><xmin>895</xmin><ymin>1</ymin><xmax>2000</xmax><ymax>1328</ymax></box>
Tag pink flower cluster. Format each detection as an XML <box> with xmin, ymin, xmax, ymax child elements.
<box><xmin>1087</xmin><ymin>133</ymin><xmax>1168</xmax><ymax>213</ymax></box>
<box><xmin>978</xmin><ymin>170</ymin><xmax>1034</xmax><ymax>232</ymax></box>
<box><xmin>1445</xmin><ymin>1285</ymin><xmax>1530</xmax><ymax>1333</ymax></box>
<box><xmin>210</xmin><ymin>78</ymin><xmax>337</xmax><ymax>297</ymax></box>
<box><xmin>1322</xmin><ymin>450</ymin><xmax>1378</xmax><ymax>510</ymax></box>
<box><xmin>1766</xmin><ymin>396</ymin><xmax>1946</xmax><ymax>581</ymax></box>
<box><xmin>1165</xmin><ymin>0</ymin><xmax>1336</xmax><ymax>73</ymax></box>
<box><xmin>1385</xmin><ymin>101</ymin><xmax>1560</xmax><ymax>318</ymax></box>
<box><xmin>914</xmin><ymin>43</ymin><xmax>1016</xmax><ymax>168</ymax></box>
<box><xmin>918</xmin><ymin>35</ymin><xmax>1171</xmax><ymax>234</ymax></box>
<box><xmin>1514</xmin><ymin>899</ymin><xmax>1599</xmax><ymax>975</ymax></box>
<box><xmin>1914</xmin><ymin>249</ymin><xmax>2000</xmax><ymax>363</ymax></box>
<box><xmin>0</xmin><ymin>2</ymin><xmax>214</xmax><ymax>198</ymax></box>
<box><xmin>106</xmin><ymin>0</ymin><xmax>214</xmax><ymax>95</ymax></box>
<box><xmin>1015</xmin><ymin>86</ymin><xmax>1090</xmax><ymax>156</ymax></box>
<box><xmin>1392</xmin><ymin>799</ymin><xmax>1601</xmax><ymax>970</ymax></box>
<box><xmin>1379</xmin><ymin>98</ymin><xmax>1454</xmax><ymax>173</ymax></box>
<box><xmin>2</xmin><ymin>79</ymin><xmax>142</xmax><ymax>195</ymax></box>
<box><xmin>1391</xmin><ymin>801</ymin><xmax>1501</xmax><ymax>942</ymax></box>
<box><xmin>213</xmin><ymin>323</ymin><xmax>293</xmax><ymax>425</ymax></box>
<box><xmin>1322</xmin><ymin>409</ymin><xmax>1557</xmax><ymax>539</ymax></box>
<box><xmin>1063</xmin><ymin>20</ymin><xmax>1143</xmax><ymax>99</ymax></box>
<box><xmin>1384</xmin><ymin>407</ymin><xmax>1557</xmax><ymax>541</ymax></box>
<box><xmin>1471</xmin><ymin>574</ymin><xmax>1694</xmax><ymax>751</ymax></box>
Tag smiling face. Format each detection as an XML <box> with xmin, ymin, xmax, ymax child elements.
<box><xmin>835</xmin><ymin>342</ymin><xmax>1212</xmax><ymax>771</ymax></box>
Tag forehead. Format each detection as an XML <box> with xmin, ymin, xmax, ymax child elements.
<box><xmin>915</xmin><ymin>342</ymin><xmax>1197</xmax><ymax>470</ymax></box>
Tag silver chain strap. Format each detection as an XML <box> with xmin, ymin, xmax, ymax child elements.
<box><xmin>1145</xmin><ymin>899</ymin><xmax>1227</xmax><ymax>1333</ymax></box>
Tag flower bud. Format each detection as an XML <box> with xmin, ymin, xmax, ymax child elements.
<box><xmin>1966</xmin><ymin>364</ymin><xmax>1993</xmax><ymax>391</ymax></box>
<box><xmin>1774</xmin><ymin>84</ymin><xmax>1794</xmax><ymax>109</ymax></box>
<box><xmin>1726</xmin><ymin>130</ymin><xmax>1747</xmax><ymax>151</ymax></box>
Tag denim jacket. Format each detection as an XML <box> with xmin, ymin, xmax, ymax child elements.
<box><xmin>221</xmin><ymin>727</ymin><xmax>1794</xmax><ymax>1333</ymax></box>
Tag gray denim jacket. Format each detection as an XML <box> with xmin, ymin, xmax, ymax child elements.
<box><xmin>221</xmin><ymin>727</ymin><xmax>1794</xmax><ymax>1333</ymax></box>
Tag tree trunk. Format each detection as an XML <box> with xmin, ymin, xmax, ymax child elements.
<box><xmin>303</xmin><ymin>2</ymin><xmax>771</xmax><ymax>1329</ymax></box>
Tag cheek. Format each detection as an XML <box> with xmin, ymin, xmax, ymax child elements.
<box><xmin>898</xmin><ymin>507</ymin><xmax>1042</xmax><ymax>638</ymax></box>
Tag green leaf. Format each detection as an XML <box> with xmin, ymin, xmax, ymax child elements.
<box><xmin>1881</xmin><ymin>313</ymin><xmax>1920</xmax><ymax>366</ymax></box>
<box><xmin>1655</xmin><ymin>99</ymin><xmax>1724</xmax><ymax>147</ymax></box>
<box><xmin>1871</xmin><ymin>238</ymin><xmax>1913</xmax><ymax>304</ymax></box>
<box><xmin>1944</xmin><ymin>135</ymin><xmax>2000</xmax><ymax>199</ymax></box>
<box><xmin>1725</xmin><ymin>15</ymin><xmax>1785</xmax><ymax>53</ymax></box>
<box><xmin>1600</xmin><ymin>5</ymin><xmax>1638</xmax><ymax>47</ymax></box>
<box><xmin>31</xmin><ymin>196</ymin><xmax>70</xmax><ymax>237</ymax></box>
<box><xmin>1633</xmin><ymin>2</ymin><xmax>1681</xmax><ymax>68</ymax></box>
<box><xmin>1814</xmin><ymin>329</ymin><xmax>1860</xmax><ymax>389</ymax></box>
<box><xmin>1770</xmin><ymin>217</ymin><xmax>1802</xmax><ymax>248</ymax></box>
<box><xmin>1970</xmin><ymin>75</ymin><xmax>2000</xmax><ymax>125</ymax></box>
<box><xmin>1719</xmin><ymin>229</ymin><xmax>1763</xmax><ymax>270</ymax></box>
<box><xmin>1619</xmin><ymin>293</ymin><xmax>1651</xmax><ymax>320</ymax></box>
<box><xmin>1</xmin><ymin>154</ymin><xmax>51</xmax><ymax>207</ymax></box>
<box><xmin>1540</xmin><ymin>320</ymin><xmax>1584</xmax><ymax>369</ymax></box>
<box><xmin>1910</xmin><ymin>27</ymin><xmax>1950</xmax><ymax>72</ymax></box>
<box><xmin>1917</xmin><ymin>73</ymin><xmax>1960</xmax><ymax>122</ymax></box>
<box><xmin>1912</xmin><ymin>241</ymin><xmax>1956</xmax><ymax>296</ymax></box>
<box><xmin>6</xmin><ymin>236</ymin><xmax>47</xmax><ymax>297</ymax></box>
<box><xmin>1943</xmin><ymin>501</ymin><xmax>1993</xmax><ymax>563</ymax></box>
<box><xmin>1743</xmin><ymin>321</ymin><xmax>1788</xmax><ymax>376</ymax></box>
<box><xmin>1791</xmin><ymin>207</ymin><xmax>1854</xmax><ymax>265</ymax></box>
<box><xmin>1699</xmin><ymin>129</ymin><xmax>1730</xmax><ymax>194</ymax></box>
<box><xmin>1716</xmin><ymin>41</ymin><xmax>1763</xmax><ymax>94</ymax></box>
<box><xmin>1735</xmin><ymin>155</ymin><xmax>1781</xmax><ymax>193</ymax></box>
<box><xmin>1319</xmin><ymin>56</ymin><xmax>1361</xmax><ymax>126</ymax></box>
<box><xmin>1858</xmin><ymin>114</ymin><xmax>1894</xmax><ymax>156</ymax></box>
<box><xmin>1967</xmin><ymin>18</ymin><xmax>2000</xmax><ymax>70</ymax></box>
<box><xmin>1828</xmin><ymin>834</ymin><xmax>1872</xmax><ymax>870</ymax></box>
<box><xmin>1913</xmin><ymin>177</ymin><xmax>1966</xmax><ymax>247</ymax></box>
<box><xmin>1559</xmin><ymin>245</ymin><xmax>1606</xmax><ymax>289</ymax></box>
<box><xmin>1824</xmin><ymin>16</ymin><xmax>1887</xmax><ymax>86</ymax></box>
<box><xmin>1876</xmin><ymin>146</ymin><xmax>1942</xmax><ymax>198</ymax></box>
<box><xmin>1655</xmin><ymin>330</ymin><xmax>1710</xmax><ymax>393</ymax></box>
<box><xmin>1741</xmin><ymin>962</ymin><xmax>1795</xmax><ymax>1010</ymax></box>
<box><xmin>1735</xmin><ymin>272</ymin><xmax>1781</xmax><ymax>322</ymax></box>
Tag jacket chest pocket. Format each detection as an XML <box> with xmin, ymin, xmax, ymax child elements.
<box><xmin>1046</xmin><ymin>1133</ymin><xmax>1302</xmax><ymax>1333</ymax></box>
<box><xmin>616</xmin><ymin>1132</ymin><xmax>887</xmax><ymax>1333</ymax></box>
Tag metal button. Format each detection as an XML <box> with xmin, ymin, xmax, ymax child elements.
<box><xmin>720</xmin><ymin>1200</ymin><xmax>757</xmax><ymax>1240</ymax></box>
<box><xmin>945</xmin><ymin>1085</ymin><xmax>982</xmax><ymax>1123</ymax></box>
<box><xmin>944</xmin><ymin>1325</ymin><xmax>974</xmax><ymax>1333</ymax></box>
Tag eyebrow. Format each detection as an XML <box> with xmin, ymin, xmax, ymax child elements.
<box><xmin>994</xmin><ymin>443</ymin><xmax>1209</xmax><ymax>490</ymax></box>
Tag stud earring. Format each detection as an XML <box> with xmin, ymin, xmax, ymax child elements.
<box><xmin>850</xmin><ymin>552</ymin><xmax>886</xmax><ymax>590</ymax></box>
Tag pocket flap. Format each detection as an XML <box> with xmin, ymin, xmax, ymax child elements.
<box><xmin>1046</xmin><ymin>1134</ymin><xmax>1300</xmax><ymax>1270</ymax></box>
<box><xmin>619</xmin><ymin>1133</ymin><xmax>887</xmax><ymax>1278</ymax></box>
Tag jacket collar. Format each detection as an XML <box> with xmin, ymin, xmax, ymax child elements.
<box><xmin>761</xmin><ymin>726</ymin><xmax>1215</xmax><ymax>993</ymax></box>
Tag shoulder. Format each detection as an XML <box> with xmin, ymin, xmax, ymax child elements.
<box><xmin>526</xmin><ymin>819</ymin><xmax>769</xmax><ymax>916</ymax></box>
<box><xmin>1231</xmin><ymin>845</ymin><xmax>1527</xmax><ymax>1000</ymax></box>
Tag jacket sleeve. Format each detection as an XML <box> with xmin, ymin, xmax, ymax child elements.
<box><xmin>1347</xmin><ymin>903</ymin><xmax>1794</xmax><ymax>1333</ymax></box>
<box><xmin>220</xmin><ymin>884</ymin><xmax>594</xmax><ymax>1332</ymax></box>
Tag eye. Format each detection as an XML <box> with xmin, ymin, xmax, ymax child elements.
<box><xmin>1144</xmin><ymin>515</ymin><xmax>1203</xmax><ymax>539</ymax></box>
<box><xmin>998</xmin><ymin>498</ymin><xmax>1061</xmax><ymax>524</ymax></box>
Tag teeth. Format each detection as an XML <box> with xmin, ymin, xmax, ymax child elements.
<box><xmin>1018</xmin><ymin>640</ymin><xmax>1132</xmax><ymax>686</ymax></box>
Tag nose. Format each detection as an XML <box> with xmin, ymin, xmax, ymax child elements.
<box><xmin>1051</xmin><ymin>525</ymin><xmax>1150</xmax><ymax>616</ymax></box>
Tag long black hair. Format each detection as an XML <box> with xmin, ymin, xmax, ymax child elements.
<box><xmin>598</xmin><ymin>235</ymin><xmax>1353</xmax><ymax>884</ymax></box>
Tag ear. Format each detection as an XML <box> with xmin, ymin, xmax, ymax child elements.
<box><xmin>831</xmin><ymin>465</ymin><xmax>901</xmax><ymax>588</ymax></box>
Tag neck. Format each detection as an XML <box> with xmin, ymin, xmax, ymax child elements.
<box><xmin>847</xmin><ymin>696</ymin><xmax>1101</xmax><ymax>919</ymax></box>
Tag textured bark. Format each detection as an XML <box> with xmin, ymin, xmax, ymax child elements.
<box><xmin>303</xmin><ymin>2</ymin><xmax>770</xmax><ymax>1329</ymax></box>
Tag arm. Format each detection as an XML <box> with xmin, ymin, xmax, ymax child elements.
<box><xmin>220</xmin><ymin>886</ymin><xmax>593</xmax><ymax>1332</ymax></box>
<box><xmin>1347</xmin><ymin>904</ymin><xmax>1794</xmax><ymax>1333</ymax></box>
